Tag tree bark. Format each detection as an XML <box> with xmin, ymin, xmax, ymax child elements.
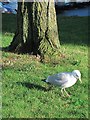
<box><xmin>8</xmin><ymin>1</ymin><xmax>60</xmax><ymax>61</ymax></box>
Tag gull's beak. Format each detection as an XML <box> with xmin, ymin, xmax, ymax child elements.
<box><xmin>79</xmin><ymin>78</ymin><xmax>82</xmax><ymax>83</ymax></box>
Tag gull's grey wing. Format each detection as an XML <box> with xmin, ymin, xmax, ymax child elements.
<box><xmin>56</xmin><ymin>72</ymin><xmax>71</xmax><ymax>81</ymax></box>
<box><xmin>47</xmin><ymin>73</ymin><xmax>69</xmax><ymax>86</ymax></box>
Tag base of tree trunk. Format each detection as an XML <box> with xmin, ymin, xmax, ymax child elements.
<box><xmin>5</xmin><ymin>2</ymin><xmax>61</xmax><ymax>63</ymax></box>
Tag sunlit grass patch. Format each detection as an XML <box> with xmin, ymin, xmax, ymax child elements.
<box><xmin>2</xmin><ymin>14</ymin><xmax>89</xmax><ymax>118</ymax></box>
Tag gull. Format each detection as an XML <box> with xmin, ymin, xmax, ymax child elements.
<box><xmin>44</xmin><ymin>70</ymin><xmax>82</xmax><ymax>97</ymax></box>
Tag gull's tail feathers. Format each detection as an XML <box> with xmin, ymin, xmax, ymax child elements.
<box><xmin>42</xmin><ymin>76</ymin><xmax>50</xmax><ymax>83</ymax></box>
<box><xmin>46</xmin><ymin>76</ymin><xmax>50</xmax><ymax>83</ymax></box>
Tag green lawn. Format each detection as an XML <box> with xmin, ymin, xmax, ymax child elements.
<box><xmin>2</xmin><ymin>13</ymin><xmax>89</xmax><ymax>118</ymax></box>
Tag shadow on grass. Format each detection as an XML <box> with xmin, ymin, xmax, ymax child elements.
<box><xmin>0</xmin><ymin>46</ymin><xmax>9</xmax><ymax>51</ymax></box>
<box><xmin>2</xmin><ymin>13</ymin><xmax>17</xmax><ymax>33</ymax></box>
<box><xmin>16</xmin><ymin>81</ymin><xmax>50</xmax><ymax>92</ymax></box>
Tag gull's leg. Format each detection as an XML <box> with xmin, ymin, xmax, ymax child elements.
<box><xmin>61</xmin><ymin>88</ymin><xmax>65</xmax><ymax>97</ymax></box>
<box><xmin>64</xmin><ymin>88</ymin><xmax>70</xmax><ymax>97</ymax></box>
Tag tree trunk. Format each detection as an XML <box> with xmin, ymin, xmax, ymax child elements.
<box><xmin>8</xmin><ymin>1</ymin><xmax>60</xmax><ymax>61</ymax></box>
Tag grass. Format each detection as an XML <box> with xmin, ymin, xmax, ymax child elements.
<box><xmin>1</xmin><ymin>13</ymin><xmax>89</xmax><ymax>118</ymax></box>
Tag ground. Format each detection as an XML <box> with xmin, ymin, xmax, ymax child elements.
<box><xmin>1</xmin><ymin>13</ymin><xmax>89</xmax><ymax>118</ymax></box>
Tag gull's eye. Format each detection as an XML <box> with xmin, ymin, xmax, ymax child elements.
<box><xmin>76</xmin><ymin>74</ymin><xmax>79</xmax><ymax>78</ymax></box>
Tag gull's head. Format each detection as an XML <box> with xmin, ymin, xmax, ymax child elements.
<box><xmin>72</xmin><ymin>70</ymin><xmax>82</xmax><ymax>83</ymax></box>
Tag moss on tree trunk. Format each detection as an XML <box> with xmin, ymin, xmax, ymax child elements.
<box><xmin>8</xmin><ymin>1</ymin><xmax>60</xmax><ymax>61</ymax></box>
